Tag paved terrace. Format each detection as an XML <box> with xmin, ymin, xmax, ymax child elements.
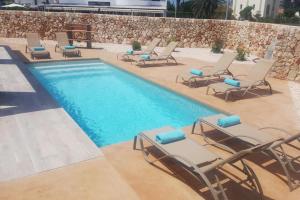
<box><xmin>0</xmin><ymin>38</ymin><xmax>299</xmax><ymax>200</ymax></box>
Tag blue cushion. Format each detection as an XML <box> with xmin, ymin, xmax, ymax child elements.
<box><xmin>155</xmin><ymin>129</ymin><xmax>186</xmax><ymax>144</ymax></box>
<box><xmin>190</xmin><ymin>69</ymin><xmax>203</xmax><ymax>76</ymax></box>
<box><xmin>217</xmin><ymin>115</ymin><xmax>241</xmax><ymax>128</ymax></box>
<box><xmin>224</xmin><ymin>78</ymin><xmax>240</xmax><ymax>87</ymax></box>
<box><xmin>64</xmin><ymin>45</ymin><xmax>76</xmax><ymax>49</ymax></box>
<box><xmin>140</xmin><ymin>54</ymin><xmax>150</xmax><ymax>60</ymax></box>
<box><xmin>33</xmin><ymin>47</ymin><xmax>45</xmax><ymax>51</ymax></box>
<box><xmin>127</xmin><ymin>49</ymin><xmax>134</xmax><ymax>55</ymax></box>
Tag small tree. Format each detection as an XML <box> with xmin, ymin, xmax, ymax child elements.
<box><xmin>192</xmin><ymin>0</ymin><xmax>222</xmax><ymax>19</ymax></box>
<box><xmin>281</xmin><ymin>0</ymin><xmax>300</xmax><ymax>18</ymax></box>
<box><xmin>239</xmin><ymin>6</ymin><xmax>254</xmax><ymax>21</ymax></box>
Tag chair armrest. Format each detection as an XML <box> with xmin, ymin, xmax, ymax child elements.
<box><xmin>213</xmin><ymin>69</ymin><xmax>229</xmax><ymax>76</ymax></box>
<box><xmin>232</xmin><ymin>74</ymin><xmax>247</xmax><ymax>79</ymax></box>
<box><xmin>259</xmin><ymin>127</ymin><xmax>293</xmax><ymax>138</ymax></box>
<box><xmin>252</xmin><ymin>58</ymin><xmax>260</xmax><ymax>63</ymax></box>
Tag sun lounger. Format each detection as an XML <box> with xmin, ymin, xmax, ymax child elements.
<box><xmin>176</xmin><ymin>52</ymin><xmax>237</xmax><ymax>87</ymax></box>
<box><xmin>25</xmin><ymin>33</ymin><xmax>50</xmax><ymax>59</ymax></box>
<box><xmin>253</xmin><ymin>39</ymin><xmax>277</xmax><ymax>63</ymax></box>
<box><xmin>134</xmin><ymin>126</ymin><xmax>275</xmax><ymax>200</ymax></box>
<box><xmin>136</xmin><ymin>42</ymin><xmax>178</xmax><ymax>66</ymax></box>
<box><xmin>55</xmin><ymin>32</ymin><xmax>81</xmax><ymax>57</ymax></box>
<box><xmin>207</xmin><ymin>59</ymin><xmax>275</xmax><ymax>101</ymax></box>
<box><xmin>192</xmin><ymin>114</ymin><xmax>300</xmax><ymax>191</ymax></box>
<box><xmin>118</xmin><ymin>38</ymin><xmax>161</xmax><ymax>60</ymax></box>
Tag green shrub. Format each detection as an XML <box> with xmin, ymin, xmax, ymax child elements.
<box><xmin>132</xmin><ymin>41</ymin><xmax>141</xmax><ymax>51</ymax></box>
<box><xmin>257</xmin><ymin>14</ymin><xmax>300</xmax><ymax>25</ymax></box>
<box><xmin>236</xmin><ymin>46</ymin><xmax>248</xmax><ymax>61</ymax></box>
<box><xmin>211</xmin><ymin>39</ymin><xmax>224</xmax><ymax>54</ymax></box>
<box><xmin>239</xmin><ymin>6</ymin><xmax>254</xmax><ymax>21</ymax></box>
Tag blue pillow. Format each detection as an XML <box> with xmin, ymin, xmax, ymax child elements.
<box><xmin>155</xmin><ymin>129</ymin><xmax>186</xmax><ymax>144</ymax></box>
<box><xmin>127</xmin><ymin>49</ymin><xmax>134</xmax><ymax>55</ymax></box>
<box><xmin>33</xmin><ymin>47</ymin><xmax>45</xmax><ymax>51</ymax></box>
<box><xmin>64</xmin><ymin>45</ymin><xmax>76</xmax><ymax>49</ymax></box>
<box><xmin>224</xmin><ymin>78</ymin><xmax>240</xmax><ymax>87</ymax></box>
<box><xmin>217</xmin><ymin>115</ymin><xmax>241</xmax><ymax>128</ymax></box>
<box><xmin>140</xmin><ymin>54</ymin><xmax>150</xmax><ymax>60</ymax></box>
<box><xmin>190</xmin><ymin>69</ymin><xmax>203</xmax><ymax>76</ymax></box>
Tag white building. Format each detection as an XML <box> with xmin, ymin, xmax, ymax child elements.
<box><xmin>232</xmin><ymin>0</ymin><xmax>282</xmax><ymax>18</ymax></box>
<box><xmin>14</xmin><ymin>0</ymin><xmax>167</xmax><ymax>8</ymax></box>
<box><xmin>14</xmin><ymin>0</ymin><xmax>167</xmax><ymax>15</ymax></box>
<box><xmin>14</xmin><ymin>0</ymin><xmax>56</xmax><ymax>5</ymax></box>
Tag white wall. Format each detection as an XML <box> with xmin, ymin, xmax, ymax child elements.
<box><xmin>15</xmin><ymin>0</ymin><xmax>55</xmax><ymax>5</ymax></box>
<box><xmin>232</xmin><ymin>0</ymin><xmax>280</xmax><ymax>18</ymax></box>
<box><xmin>58</xmin><ymin>0</ymin><xmax>167</xmax><ymax>8</ymax></box>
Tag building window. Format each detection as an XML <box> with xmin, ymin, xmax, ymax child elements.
<box><xmin>88</xmin><ymin>1</ymin><xmax>111</xmax><ymax>6</ymax></box>
<box><xmin>253</xmin><ymin>4</ymin><xmax>255</xmax><ymax>9</ymax></box>
<box><xmin>240</xmin><ymin>4</ymin><xmax>243</xmax><ymax>9</ymax></box>
<box><xmin>266</xmin><ymin>4</ymin><xmax>270</xmax><ymax>16</ymax></box>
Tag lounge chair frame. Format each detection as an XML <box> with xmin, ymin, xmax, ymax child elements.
<box><xmin>206</xmin><ymin>59</ymin><xmax>275</xmax><ymax>101</ymax></box>
<box><xmin>176</xmin><ymin>52</ymin><xmax>237</xmax><ymax>87</ymax></box>
<box><xmin>192</xmin><ymin>116</ymin><xmax>300</xmax><ymax>191</ymax></box>
<box><xmin>207</xmin><ymin>79</ymin><xmax>273</xmax><ymax>101</ymax></box>
<box><xmin>253</xmin><ymin>39</ymin><xmax>277</xmax><ymax>63</ymax></box>
<box><xmin>133</xmin><ymin>127</ymin><xmax>274</xmax><ymax>200</ymax></box>
<box><xmin>117</xmin><ymin>38</ymin><xmax>161</xmax><ymax>61</ymax></box>
<box><xmin>136</xmin><ymin>42</ymin><xmax>178</xmax><ymax>66</ymax></box>
<box><xmin>25</xmin><ymin>33</ymin><xmax>50</xmax><ymax>59</ymax></box>
<box><xmin>55</xmin><ymin>32</ymin><xmax>81</xmax><ymax>58</ymax></box>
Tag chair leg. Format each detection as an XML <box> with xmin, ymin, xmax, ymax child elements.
<box><xmin>133</xmin><ymin>136</ymin><xmax>138</xmax><ymax>150</ymax></box>
<box><xmin>241</xmin><ymin>161</ymin><xmax>264</xmax><ymax>200</ymax></box>
<box><xmin>268</xmin><ymin>148</ymin><xmax>299</xmax><ymax>191</ymax></box>
<box><xmin>188</xmin><ymin>78</ymin><xmax>194</xmax><ymax>88</ymax></box>
<box><xmin>206</xmin><ymin>86</ymin><xmax>210</xmax><ymax>95</ymax></box>
<box><xmin>225</xmin><ymin>91</ymin><xmax>230</xmax><ymax>101</ymax></box>
<box><xmin>196</xmin><ymin>172</ymin><xmax>224</xmax><ymax>200</ymax></box>
<box><xmin>175</xmin><ymin>75</ymin><xmax>180</xmax><ymax>83</ymax></box>
<box><xmin>215</xmin><ymin>175</ymin><xmax>229</xmax><ymax>200</ymax></box>
<box><xmin>265</xmin><ymin>81</ymin><xmax>273</xmax><ymax>95</ymax></box>
<box><xmin>191</xmin><ymin>119</ymin><xmax>199</xmax><ymax>134</ymax></box>
<box><xmin>227</xmin><ymin>70</ymin><xmax>234</xmax><ymax>78</ymax></box>
<box><xmin>200</xmin><ymin>121</ymin><xmax>204</xmax><ymax>134</ymax></box>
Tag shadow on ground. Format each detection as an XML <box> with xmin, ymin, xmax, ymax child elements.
<box><xmin>0</xmin><ymin>46</ymin><xmax>60</xmax><ymax>117</ymax></box>
<box><xmin>208</xmin><ymin>88</ymin><xmax>281</xmax><ymax>101</ymax></box>
<box><xmin>193</xmin><ymin>129</ymin><xmax>300</xmax><ymax>190</ymax></box>
<box><xmin>137</xmin><ymin>144</ymin><xmax>275</xmax><ymax>200</ymax></box>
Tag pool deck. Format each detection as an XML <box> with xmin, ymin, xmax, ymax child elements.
<box><xmin>0</xmin><ymin>38</ymin><xmax>300</xmax><ymax>200</ymax></box>
<box><xmin>0</xmin><ymin>46</ymin><xmax>101</xmax><ymax>181</ymax></box>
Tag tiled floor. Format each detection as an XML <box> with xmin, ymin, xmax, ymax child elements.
<box><xmin>0</xmin><ymin>38</ymin><xmax>299</xmax><ymax>200</ymax></box>
<box><xmin>0</xmin><ymin>46</ymin><xmax>101</xmax><ymax>181</ymax></box>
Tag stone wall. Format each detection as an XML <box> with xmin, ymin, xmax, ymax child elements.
<box><xmin>0</xmin><ymin>10</ymin><xmax>299</xmax><ymax>80</ymax></box>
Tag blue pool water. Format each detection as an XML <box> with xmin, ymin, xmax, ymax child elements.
<box><xmin>29</xmin><ymin>59</ymin><xmax>219</xmax><ymax>147</ymax></box>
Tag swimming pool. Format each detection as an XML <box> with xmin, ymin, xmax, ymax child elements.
<box><xmin>29</xmin><ymin>59</ymin><xmax>220</xmax><ymax>147</ymax></box>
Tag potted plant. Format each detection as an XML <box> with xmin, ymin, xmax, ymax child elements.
<box><xmin>132</xmin><ymin>41</ymin><xmax>141</xmax><ymax>51</ymax></box>
<box><xmin>211</xmin><ymin>39</ymin><xmax>224</xmax><ymax>54</ymax></box>
<box><xmin>236</xmin><ymin>46</ymin><xmax>248</xmax><ymax>61</ymax></box>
